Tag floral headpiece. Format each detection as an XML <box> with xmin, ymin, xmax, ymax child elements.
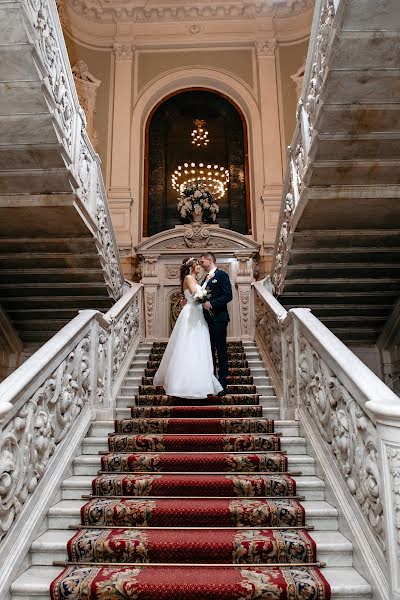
<box><xmin>185</xmin><ymin>257</ymin><xmax>196</xmax><ymax>266</ymax></box>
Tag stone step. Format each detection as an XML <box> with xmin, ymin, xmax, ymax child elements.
<box><xmin>47</xmin><ymin>498</ymin><xmax>337</xmax><ymax>531</ymax></box>
<box><xmin>116</xmin><ymin>395</ymin><xmax>279</xmax><ymax>410</ymax></box>
<box><xmin>73</xmin><ymin>453</ymin><xmax>316</xmax><ymax>477</ymax></box>
<box><xmin>10</xmin><ymin>565</ymin><xmax>372</xmax><ymax>600</ymax></box>
<box><xmin>122</xmin><ymin>375</ymin><xmax>273</xmax><ymax>386</ymax></box>
<box><xmin>61</xmin><ymin>473</ymin><xmax>325</xmax><ymax>501</ymax></box>
<box><xmin>81</xmin><ymin>433</ymin><xmax>306</xmax><ymax>455</ymax></box>
<box><xmin>29</xmin><ymin>528</ymin><xmax>351</xmax><ymax>568</ymax></box>
<box><xmin>88</xmin><ymin>420</ymin><xmax>300</xmax><ymax>438</ymax></box>
<box><xmin>118</xmin><ymin>384</ymin><xmax>276</xmax><ymax>397</ymax></box>
<box><xmin>114</xmin><ymin>406</ymin><xmax>281</xmax><ymax>420</ymax></box>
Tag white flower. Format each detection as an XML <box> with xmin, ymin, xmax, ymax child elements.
<box><xmin>194</xmin><ymin>190</ymin><xmax>202</xmax><ymax>198</ymax></box>
<box><xmin>193</xmin><ymin>288</ymin><xmax>208</xmax><ymax>301</ymax></box>
<box><xmin>203</xmin><ymin>201</ymin><xmax>210</xmax><ymax>209</ymax></box>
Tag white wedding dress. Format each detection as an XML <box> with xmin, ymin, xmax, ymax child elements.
<box><xmin>153</xmin><ymin>284</ymin><xmax>223</xmax><ymax>399</ymax></box>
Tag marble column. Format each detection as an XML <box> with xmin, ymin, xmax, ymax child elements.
<box><xmin>108</xmin><ymin>43</ymin><xmax>135</xmax><ymax>272</ymax></box>
<box><xmin>255</xmin><ymin>39</ymin><xmax>284</xmax><ymax>272</ymax></box>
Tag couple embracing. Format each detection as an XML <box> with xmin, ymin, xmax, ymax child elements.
<box><xmin>154</xmin><ymin>252</ymin><xmax>233</xmax><ymax>399</ymax></box>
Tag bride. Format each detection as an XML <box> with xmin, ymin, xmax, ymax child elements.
<box><xmin>153</xmin><ymin>256</ymin><xmax>223</xmax><ymax>399</ymax></box>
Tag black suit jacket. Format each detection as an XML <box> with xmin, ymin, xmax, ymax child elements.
<box><xmin>202</xmin><ymin>268</ymin><xmax>233</xmax><ymax>323</ymax></box>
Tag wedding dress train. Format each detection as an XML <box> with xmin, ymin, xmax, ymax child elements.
<box><xmin>153</xmin><ymin>284</ymin><xmax>223</xmax><ymax>399</ymax></box>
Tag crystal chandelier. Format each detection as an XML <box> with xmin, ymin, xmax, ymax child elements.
<box><xmin>191</xmin><ymin>119</ymin><xmax>209</xmax><ymax>147</ymax></box>
<box><xmin>172</xmin><ymin>162</ymin><xmax>229</xmax><ymax>200</ymax></box>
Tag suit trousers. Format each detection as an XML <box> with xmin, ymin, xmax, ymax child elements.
<box><xmin>208</xmin><ymin>320</ymin><xmax>229</xmax><ymax>389</ymax></box>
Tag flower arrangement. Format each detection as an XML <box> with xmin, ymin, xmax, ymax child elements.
<box><xmin>192</xmin><ymin>287</ymin><xmax>211</xmax><ymax>303</ymax></box>
<box><xmin>177</xmin><ymin>183</ymin><xmax>219</xmax><ymax>222</ymax></box>
<box><xmin>192</xmin><ymin>287</ymin><xmax>213</xmax><ymax>316</ymax></box>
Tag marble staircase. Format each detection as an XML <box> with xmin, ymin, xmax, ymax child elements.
<box><xmin>0</xmin><ymin>0</ymin><xmax>123</xmax><ymax>349</ymax></box>
<box><xmin>10</xmin><ymin>340</ymin><xmax>372</xmax><ymax>599</ymax></box>
<box><xmin>273</xmin><ymin>0</ymin><xmax>400</xmax><ymax>345</ymax></box>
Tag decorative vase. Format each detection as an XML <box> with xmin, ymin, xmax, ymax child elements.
<box><xmin>192</xmin><ymin>210</ymin><xmax>203</xmax><ymax>223</ymax></box>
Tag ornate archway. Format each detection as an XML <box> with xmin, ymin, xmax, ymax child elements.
<box><xmin>135</xmin><ymin>222</ymin><xmax>260</xmax><ymax>340</ymax></box>
<box><xmin>144</xmin><ymin>89</ymin><xmax>251</xmax><ymax>237</ymax></box>
<box><xmin>130</xmin><ymin>67</ymin><xmax>264</xmax><ymax>247</ymax></box>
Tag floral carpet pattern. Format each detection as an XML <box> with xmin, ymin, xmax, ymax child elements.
<box><xmin>50</xmin><ymin>341</ymin><xmax>330</xmax><ymax>599</ymax></box>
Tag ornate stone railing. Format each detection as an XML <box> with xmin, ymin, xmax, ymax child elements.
<box><xmin>254</xmin><ymin>280</ymin><xmax>400</xmax><ymax>598</ymax></box>
<box><xmin>271</xmin><ymin>0</ymin><xmax>340</xmax><ymax>295</ymax></box>
<box><xmin>0</xmin><ymin>284</ymin><xmax>141</xmax><ymax>549</ymax></box>
<box><xmin>21</xmin><ymin>0</ymin><xmax>124</xmax><ymax>299</ymax></box>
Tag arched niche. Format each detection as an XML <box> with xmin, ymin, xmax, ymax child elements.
<box><xmin>144</xmin><ymin>89</ymin><xmax>250</xmax><ymax>237</ymax></box>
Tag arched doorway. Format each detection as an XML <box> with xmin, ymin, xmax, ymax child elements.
<box><xmin>144</xmin><ymin>89</ymin><xmax>250</xmax><ymax>237</ymax></box>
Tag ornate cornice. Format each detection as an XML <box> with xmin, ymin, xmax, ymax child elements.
<box><xmin>60</xmin><ymin>0</ymin><xmax>314</xmax><ymax>25</ymax></box>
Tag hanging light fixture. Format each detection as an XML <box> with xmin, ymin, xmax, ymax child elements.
<box><xmin>191</xmin><ymin>119</ymin><xmax>209</xmax><ymax>147</ymax></box>
<box><xmin>172</xmin><ymin>162</ymin><xmax>229</xmax><ymax>200</ymax></box>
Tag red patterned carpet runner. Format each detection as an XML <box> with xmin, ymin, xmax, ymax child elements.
<box><xmin>51</xmin><ymin>341</ymin><xmax>330</xmax><ymax>599</ymax></box>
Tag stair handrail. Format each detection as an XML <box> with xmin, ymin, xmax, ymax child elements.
<box><xmin>0</xmin><ymin>283</ymin><xmax>142</xmax><ymax>544</ymax></box>
<box><xmin>22</xmin><ymin>0</ymin><xmax>124</xmax><ymax>300</ymax></box>
<box><xmin>254</xmin><ymin>280</ymin><xmax>400</xmax><ymax>598</ymax></box>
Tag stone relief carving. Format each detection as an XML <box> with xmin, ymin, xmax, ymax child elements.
<box><xmin>165</xmin><ymin>265</ymin><xmax>181</xmax><ymax>280</ymax></box>
<box><xmin>186</xmin><ymin>23</ymin><xmax>202</xmax><ymax>34</ymax></box>
<box><xmin>255</xmin><ymin>294</ymin><xmax>283</xmax><ymax>380</ymax></box>
<box><xmin>72</xmin><ymin>60</ymin><xmax>101</xmax><ymax>148</ymax></box>
<box><xmin>112</xmin><ymin>296</ymin><xmax>140</xmax><ymax>379</ymax></box>
<box><xmin>96</xmin><ymin>183</ymin><xmax>124</xmax><ymax>300</ymax></box>
<box><xmin>271</xmin><ymin>188</ymin><xmax>294</xmax><ymax>296</ymax></box>
<box><xmin>145</xmin><ymin>291</ymin><xmax>157</xmax><ymax>338</ymax></box>
<box><xmin>169</xmin><ymin>289</ymin><xmax>183</xmax><ymax>332</ymax></box>
<box><xmin>157</xmin><ymin>225</ymin><xmax>233</xmax><ymax>250</ymax></box>
<box><xmin>238</xmin><ymin>289</ymin><xmax>250</xmax><ymax>336</ymax></box>
<box><xmin>34</xmin><ymin>1</ymin><xmax>73</xmax><ymax>150</ymax></box>
<box><xmin>255</xmin><ymin>39</ymin><xmax>277</xmax><ymax>57</ymax></box>
<box><xmin>304</xmin><ymin>0</ymin><xmax>336</xmax><ymax>134</ymax></box>
<box><xmin>283</xmin><ymin>326</ymin><xmax>297</xmax><ymax>409</ymax></box>
<box><xmin>78</xmin><ymin>137</ymin><xmax>91</xmax><ymax>207</ymax></box>
<box><xmin>386</xmin><ymin>446</ymin><xmax>400</xmax><ymax>552</ymax></box>
<box><xmin>96</xmin><ymin>328</ymin><xmax>108</xmax><ymax>404</ymax></box>
<box><xmin>298</xmin><ymin>335</ymin><xmax>384</xmax><ymax>549</ymax></box>
<box><xmin>142</xmin><ymin>257</ymin><xmax>159</xmax><ymax>278</ymax></box>
<box><xmin>291</xmin><ymin>60</ymin><xmax>306</xmax><ymax>99</ymax></box>
<box><xmin>0</xmin><ymin>333</ymin><xmax>91</xmax><ymax>538</ymax></box>
<box><xmin>113</xmin><ymin>43</ymin><xmax>135</xmax><ymax>61</ymax></box>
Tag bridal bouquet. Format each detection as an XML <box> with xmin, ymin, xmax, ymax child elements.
<box><xmin>192</xmin><ymin>288</ymin><xmax>211</xmax><ymax>304</ymax></box>
<box><xmin>177</xmin><ymin>183</ymin><xmax>219</xmax><ymax>221</ymax></box>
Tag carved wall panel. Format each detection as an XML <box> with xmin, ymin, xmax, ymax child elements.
<box><xmin>297</xmin><ymin>335</ymin><xmax>384</xmax><ymax>550</ymax></box>
<box><xmin>169</xmin><ymin>289</ymin><xmax>183</xmax><ymax>333</ymax></box>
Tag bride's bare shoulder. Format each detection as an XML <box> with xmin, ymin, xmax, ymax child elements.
<box><xmin>183</xmin><ymin>274</ymin><xmax>197</xmax><ymax>291</ymax></box>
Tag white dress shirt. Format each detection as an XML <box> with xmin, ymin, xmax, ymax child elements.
<box><xmin>201</xmin><ymin>267</ymin><xmax>217</xmax><ymax>289</ymax></box>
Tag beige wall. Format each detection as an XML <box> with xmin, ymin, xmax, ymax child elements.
<box><xmin>137</xmin><ymin>49</ymin><xmax>254</xmax><ymax>93</ymax></box>
<box><xmin>278</xmin><ymin>40</ymin><xmax>308</xmax><ymax>148</ymax></box>
<box><xmin>64</xmin><ymin>34</ymin><xmax>111</xmax><ymax>175</ymax></box>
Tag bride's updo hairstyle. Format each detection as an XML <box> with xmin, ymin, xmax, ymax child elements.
<box><xmin>180</xmin><ymin>256</ymin><xmax>198</xmax><ymax>290</ymax></box>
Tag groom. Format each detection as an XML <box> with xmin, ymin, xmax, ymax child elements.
<box><xmin>200</xmin><ymin>252</ymin><xmax>233</xmax><ymax>395</ymax></box>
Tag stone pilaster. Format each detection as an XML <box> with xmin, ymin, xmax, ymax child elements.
<box><xmin>108</xmin><ymin>43</ymin><xmax>135</xmax><ymax>256</ymax></box>
<box><xmin>255</xmin><ymin>39</ymin><xmax>284</xmax><ymax>260</ymax></box>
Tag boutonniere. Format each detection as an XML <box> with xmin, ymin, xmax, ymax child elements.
<box><xmin>212</xmin><ymin>279</ymin><xmax>218</xmax><ymax>283</ymax></box>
